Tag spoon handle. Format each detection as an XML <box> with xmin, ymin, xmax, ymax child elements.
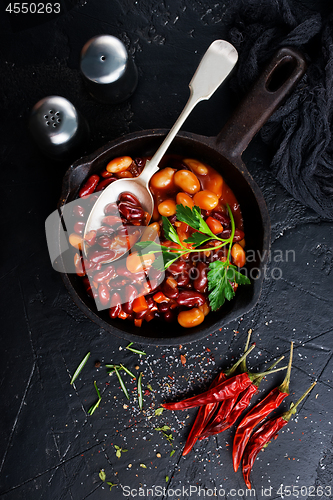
<box><xmin>139</xmin><ymin>40</ymin><xmax>238</xmax><ymax>184</ymax></box>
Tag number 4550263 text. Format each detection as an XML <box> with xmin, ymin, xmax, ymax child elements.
<box><xmin>5</xmin><ymin>3</ymin><xmax>61</xmax><ymax>14</ymax></box>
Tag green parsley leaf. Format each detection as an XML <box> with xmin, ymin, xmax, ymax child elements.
<box><xmin>140</xmin><ymin>463</ymin><xmax>147</xmax><ymax>468</ymax></box>
<box><xmin>233</xmin><ymin>269</ymin><xmax>251</xmax><ymax>285</ymax></box>
<box><xmin>99</xmin><ymin>470</ymin><xmax>106</xmax><ymax>482</ymax></box>
<box><xmin>176</xmin><ymin>204</ymin><xmax>216</xmax><ymax>238</ymax></box>
<box><xmin>207</xmin><ymin>260</ymin><xmax>228</xmax><ymax>311</ymax></box>
<box><xmin>176</xmin><ymin>204</ymin><xmax>202</xmax><ymax>230</ymax></box>
<box><xmin>106</xmin><ymin>482</ymin><xmax>117</xmax><ymax>491</ymax></box>
<box><xmin>116</xmin><ymin>449</ymin><xmax>121</xmax><ymax>458</ymax></box>
<box><xmin>134</xmin><ymin>240</ymin><xmax>163</xmax><ymax>251</ymax></box>
<box><xmin>155</xmin><ymin>407</ymin><xmax>164</xmax><ymax>416</ymax></box>
<box><xmin>184</xmin><ymin>232</ymin><xmax>212</xmax><ymax>247</ymax></box>
<box><xmin>162</xmin><ymin>216</ymin><xmax>182</xmax><ymax>246</ymax></box>
<box><xmin>163</xmin><ymin>254</ymin><xmax>181</xmax><ymax>269</ymax></box>
<box><xmin>224</xmin><ymin>280</ymin><xmax>235</xmax><ymax>301</ymax></box>
<box><xmin>170</xmin><ymin>449</ymin><xmax>175</xmax><ymax>457</ymax></box>
<box><xmin>166</xmin><ymin>476</ymin><xmax>169</xmax><ymax>482</ymax></box>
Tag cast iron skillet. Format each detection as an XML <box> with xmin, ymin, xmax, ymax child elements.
<box><xmin>59</xmin><ymin>47</ymin><xmax>305</xmax><ymax>345</ymax></box>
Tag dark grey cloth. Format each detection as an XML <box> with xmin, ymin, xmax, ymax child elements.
<box><xmin>226</xmin><ymin>0</ymin><xmax>333</xmax><ymax>220</ymax></box>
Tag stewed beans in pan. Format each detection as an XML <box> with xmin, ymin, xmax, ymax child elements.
<box><xmin>69</xmin><ymin>155</ymin><xmax>248</xmax><ymax>328</ymax></box>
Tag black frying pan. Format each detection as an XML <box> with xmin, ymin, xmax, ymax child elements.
<box><xmin>59</xmin><ymin>47</ymin><xmax>305</xmax><ymax>345</ymax></box>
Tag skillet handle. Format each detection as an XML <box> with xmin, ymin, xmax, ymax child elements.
<box><xmin>215</xmin><ymin>47</ymin><xmax>306</xmax><ymax>162</ymax></box>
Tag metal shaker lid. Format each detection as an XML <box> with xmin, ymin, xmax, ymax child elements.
<box><xmin>29</xmin><ymin>96</ymin><xmax>89</xmax><ymax>158</ymax></box>
<box><xmin>80</xmin><ymin>35</ymin><xmax>128</xmax><ymax>85</ymax></box>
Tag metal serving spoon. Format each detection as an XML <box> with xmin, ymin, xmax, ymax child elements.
<box><xmin>83</xmin><ymin>40</ymin><xmax>238</xmax><ymax>260</ymax></box>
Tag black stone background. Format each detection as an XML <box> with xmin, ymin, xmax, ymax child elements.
<box><xmin>0</xmin><ymin>0</ymin><xmax>333</xmax><ymax>499</ymax></box>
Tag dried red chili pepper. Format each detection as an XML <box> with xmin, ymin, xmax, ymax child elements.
<box><xmin>163</xmin><ymin>344</ymin><xmax>256</xmax><ymax>412</ymax></box>
<box><xmin>182</xmin><ymin>371</ymin><xmax>225</xmax><ymax>456</ymax></box>
<box><xmin>200</xmin><ymin>355</ymin><xmax>285</xmax><ymax>439</ymax></box>
<box><xmin>198</xmin><ymin>331</ymin><xmax>254</xmax><ymax>440</ymax></box>
<box><xmin>162</xmin><ymin>345</ymin><xmax>286</xmax><ymax>411</ymax></box>
<box><xmin>184</xmin><ymin>334</ymin><xmax>255</xmax><ymax>454</ymax></box>
<box><xmin>242</xmin><ymin>381</ymin><xmax>316</xmax><ymax>489</ymax></box>
<box><xmin>232</xmin><ymin>342</ymin><xmax>294</xmax><ymax>472</ymax></box>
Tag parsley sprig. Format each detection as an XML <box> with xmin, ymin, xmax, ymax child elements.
<box><xmin>134</xmin><ymin>203</ymin><xmax>250</xmax><ymax>311</ymax></box>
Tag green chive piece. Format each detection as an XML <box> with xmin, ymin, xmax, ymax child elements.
<box><xmin>125</xmin><ymin>343</ymin><xmax>146</xmax><ymax>355</ymax></box>
<box><xmin>99</xmin><ymin>470</ymin><xmax>106</xmax><ymax>482</ymax></box>
<box><xmin>166</xmin><ymin>476</ymin><xmax>169</xmax><ymax>482</ymax></box>
<box><xmin>87</xmin><ymin>398</ymin><xmax>101</xmax><ymax>415</ymax></box>
<box><xmin>94</xmin><ymin>380</ymin><xmax>101</xmax><ymax>400</ymax></box>
<box><xmin>114</xmin><ymin>366</ymin><xmax>130</xmax><ymax>400</ymax></box>
<box><xmin>120</xmin><ymin>364</ymin><xmax>136</xmax><ymax>378</ymax></box>
<box><xmin>70</xmin><ymin>351</ymin><xmax>90</xmax><ymax>385</ymax></box>
<box><xmin>138</xmin><ymin>372</ymin><xmax>143</xmax><ymax>410</ymax></box>
<box><xmin>105</xmin><ymin>364</ymin><xmax>122</xmax><ymax>369</ymax></box>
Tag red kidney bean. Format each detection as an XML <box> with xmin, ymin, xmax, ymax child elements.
<box><xmin>93</xmin><ymin>264</ymin><xmax>115</xmax><ymax>283</ymax></box>
<box><xmin>134</xmin><ymin>157</ymin><xmax>146</xmax><ymax>169</ymax></box>
<box><xmin>96</xmin><ymin>225</ymin><xmax>114</xmax><ymax>238</ymax></box>
<box><xmin>122</xmin><ymin>285</ymin><xmax>138</xmax><ymax>314</ymax></box>
<box><xmin>168</xmin><ymin>260</ymin><xmax>188</xmax><ymax>275</ymax></box>
<box><xmin>101</xmin><ymin>169</ymin><xmax>114</xmax><ymax>178</ymax></box>
<box><xmin>176</xmin><ymin>271</ymin><xmax>190</xmax><ymax>287</ymax></box>
<box><xmin>88</xmin><ymin>248</ymin><xmax>115</xmax><ymax>264</ymax></box>
<box><xmin>79</xmin><ymin>175</ymin><xmax>100</xmax><ymax>198</ymax></box>
<box><xmin>98</xmin><ymin>284</ymin><xmax>110</xmax><ymax>308</ymax></box>
<box><xmin>158</xmin><ymin>302</ymin><xmax>170</xmax><ymax>313</ymax></box>
<box><xmin>115</xmin><ymin>265</ymin><xmax>132</xmax><ymax>277</ymax></box>
<box><xmin>86</xmin><ymin>193</ymin><xmax>101</xmax><ymax>208</ymax></box>
<box><xmin>177</xmin><ymin>290</ymin><xmax>206</xmax><ymax>307</ymax></box>
<box><xmin>212</xmin><ymin>247</ymin><xmax>228</xmax><ymax>261</ymax></box>
<box><xmin>193</xmin><ymin>261</ymin><xmax>208</xmax><ymax>293</ymax></box>
<box><xmin>104</xmin><ymin>203</ymin><xmax>119</xmax><ymax>216</ymax></box>
<box><xmin>97</xmin><ymin>235</ymin><xmax>113</xmax><ymax>248</ymax></box>
<box><xmin>118</xmin><ymin>192</ymin><xmax>140</xmax><ymax>206</ymax></box>
<box><xmin>96</xmin><ymin>177</ymin><xmax>117</xmax><ymax>192</ymax></box>
<box><xmin>234</xmin><ymin>229</ymin><xmax>245</xmax><ymax>241</ymax></box>
<box><xmin>118</xmin><ymin>202</ymin><xmax>144</xmax><ymax>221</ymax></box>
<box><xmin>109</xmin><ymin>292</ymin><xmax>122</xmax><ymax>318</ymax></box>
<box><xmin>115</xmin><ymin>225</ymin><xmax>129</xmax><ymax>236</ymax></box>
<box><xmin>168</xmin><ymin>215</ymin><xmax>177</xmax><ymax>226</ymax></box>
<box><xmin>72</xmin><ymin>204</ymin><xmax>85</xmax><ymax>218</ymax></box>
<box><xmin>109</xmin><ymin>276</ymin><xmax>131</xmax><ymax>289</ymax></box>
<box><xmin>102</xmin><ymin>215</ymin><xmax>123</xmax><ymax>227</ymax></box>
<box><xmin>162</xmin><ymin>281</ymin><xmax>179</xmax><ymax>299</ymax></box>
<box><xmin>164</xmin><ymin>310</ymin><xmax>176</xmax><ymax>322</ymax></box>
<box><xmin>218</xmin><ymin>228</ymin><xmax>245</xmax><ymax>241</ymax></box>
<box><xmin>211</xmin><ymin>210</ymin><xmax>230</xmax><ymax>228</ymax></box>
<box><xmin>74</xmin><ymin>221</ymin><xmax>85</xmax><ymax>235</ymax></box>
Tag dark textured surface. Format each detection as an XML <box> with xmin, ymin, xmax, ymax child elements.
<box><xmin>0</xmin><ymin>0</ymin><xmax>332</xmax><ymax>499</ymax></box>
